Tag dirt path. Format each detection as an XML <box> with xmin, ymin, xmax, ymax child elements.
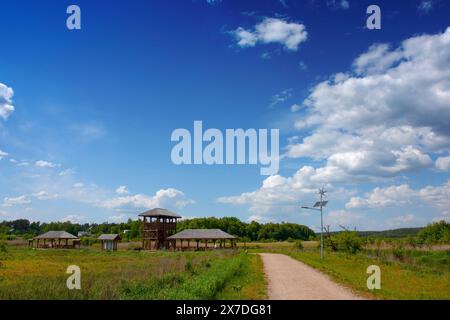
<box><xmin>259</xmin><ymin>253</ymin><xmax>363</xmax><ymax>300</ymax></box>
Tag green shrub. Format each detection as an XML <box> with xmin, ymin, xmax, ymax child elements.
<box><xmin>294</xmin><ymin>240</ymin><xmax>304</xmax><ymax>250</ymax></box>
<box><xmin>417</xmin><ymin>221</ymin><xmax>450</xmax><ymax>245</ymax></box>
<box><xmin>0</xmin><ymin>240</ymin><xmax>7</xmax><ymax>253</ymax></box>
<box><xmin>392</xmin><ymin>246</ymin><xmax>406</xmax><ymax>261</ymax></box>
<box><xmin>326</xmin><ymin>231</ymin><xmax>362</xmax><ymax>254</ymax></box>
<box><xmin>80</xmin><ymin>237</ymin><xmax>98</xmax><ymax>246</ymax></box>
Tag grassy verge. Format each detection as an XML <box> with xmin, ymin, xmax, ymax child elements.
<box><xmin>0</xmin><ymin>247</ymin><xmax>265</xmax><ymax>300</ymax></box>
<box><xmin>217</xmin><ymin>253</ymin><xmax>267</xmax><ymax>300</ymax></box>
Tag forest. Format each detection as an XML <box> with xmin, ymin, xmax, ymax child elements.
<box><xmin>0</xmin><ymin>216</ymin><xmax>316</xmax><ymax>242</ymax></box>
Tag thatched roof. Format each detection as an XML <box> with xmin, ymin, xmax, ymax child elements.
<box><xmin>34</xmin><ymin>231</ymin><xmax>79</xmax><ymax>240</ymax></box>
<box><xmin>98</xmin><ymin>234</ymin><xmax>121</xmax><ymax>241</ymax></box>
<box><xmin>138</xmin><ymin>208</ymin><xmax>181</xmax><ymax>219</ymax></box>
<box><xmin>168</xmin><ymin>229</ymin><xmax>236</xmax><ymax>240</ymax></box>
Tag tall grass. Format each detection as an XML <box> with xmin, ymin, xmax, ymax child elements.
<box><xmin>0</xmin><ymin>247</ymin><xmax>264</xmax><ymax>300</ymax></box>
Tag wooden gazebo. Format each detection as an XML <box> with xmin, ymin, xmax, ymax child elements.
<box><xmin>139</xmin><ymin>208</ymin><xmax>181</xmax><ymax>250</ymax></box>
<box><xmin>168</xmin><ymin>229</ymin><xmax>237</xmax><ymax>251</ymax></box>
<box><xmin>29</xmin><ymin>231</ymin><xmax>80</xmax><ymax>249</ymax></box>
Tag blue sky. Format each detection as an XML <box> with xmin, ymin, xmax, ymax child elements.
<box><xmin>1</xmin><ymin>0</ymin><xmax>450</xmax><ymax>231</ymax></box>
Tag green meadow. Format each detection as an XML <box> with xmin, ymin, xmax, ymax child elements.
<box><xmin>0</xmin><ymin>247</ymin><xmax>266</xmax><ymax>300</ymax></box>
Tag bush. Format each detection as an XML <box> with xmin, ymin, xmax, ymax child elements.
<box><xmin>392</xmin><ymin>245</ymin><xmax>406</xmax><ymax>261</ymax></box>
<box><xmin>80</xmin><ymin>237</ymin><xmax>98</xmax><ymax>246</ymax></box>
<box><xmin>417</xmin><ymin>221</ymin><xmax>450</xmax><ymax>245</ymax></box>
<box><xmin>326</xmin><ymin>231</ymin><xmax>362</xmax><ymax>254</ymax></box>
<box><xmin>0</xmin><ymin>240</ymin><xmax>7</xmax><ymax>253</ymax></box>
<box><xmin>294</xmin><ymin>240</ymin><xmax>304</xmax><ymax>250</ymax></box>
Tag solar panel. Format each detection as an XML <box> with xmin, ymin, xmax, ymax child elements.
<box><xmin>313</xmin><ymin>201</ymin><xmax>328</xmax><ymax>208</ymax></box>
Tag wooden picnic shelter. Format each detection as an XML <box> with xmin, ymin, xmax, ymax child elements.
<box><xmin>167</xmin><ymin>229</ymin><xmax>237</xmax><ymax>251</ymax></box>
<box><xmin>29</xmin><ymin>231</ymin><xmax>80</xmax><ymax>249</ymax></box>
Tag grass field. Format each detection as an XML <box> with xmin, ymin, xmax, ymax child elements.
<box><xmin>248</xmin><ymin>242</ymin><xmax>450</xmax><ymax>300</ymax></box>
<box><xmin>0</xmin><ymin>247</ymin><xmax>266</xmax><ymax>300</ymax></box>
<box><xmin>1</xmin><ymin>240</ymin><xmax>448</xmax><ymax>300</ymax></box>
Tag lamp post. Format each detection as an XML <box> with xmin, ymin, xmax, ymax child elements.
<box><xmin>302</xmin><ymin>188</ymin><xmax>328</xmax><ymax>259</ymax></box>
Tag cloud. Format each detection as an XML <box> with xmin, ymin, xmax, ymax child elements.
<box><xmin>346</xmin><ymin>180</ymin><xmax>450</xmax><ymax>216</ymax></box>
<box><xmin>436</xmin><ymin>156</ymin><xmax>450</xmax><ymax>171</ymax></box>
<box><xmin>346</xmin><ymin>184</ymin><xmax>416</xmax><ymax>209</ymax></box>
<box><xmin>217</xmin><ymin>166</ymin><xmax>350</xmax><ymax>215</ymax></box>
<box><xmin>115</xmin><ymin>185</ymin><xmax>129</xmax><ymax>195</ymax></box>
<box><xmin>35</xmin><ymin>160</ymin><xmax>60</xmax><ymax>168</ymax></box>
<box><xmin>261</xmin><ymin>52</ymin><xmax>271</xmax><ymax>60</ymax></box>
<box><xmin>352</xmin><ymin>43</ymin><xmax>403</xmax><ymax>75</ymax></box>
<box><xmin>32</xmin><ymin>191</ymin><xmax>59</xmax><ymax>200</ymax></box>
<box><xmin>61</xmin><ymin>215</ymin><xmax>86</xmax><ymax>224</ymax></box>
<box><xmin>269</xmin><ymin>88</ymin><xmax>293</xmax><ymax>108</ymax></box>
<box><xmin>3</xmin><ymin>195</ymin><xmax>31</xmax><ymax>207</ymax></box>
<box><xmin>298</xmin><ymin>60</ymin><xmax>308</xmax><ymax>71</ymax></box>
<box><xmin>232</xmin><ymin>17</ymin><xmax>308</xmax><ymax>51</ymax></box>
<box><xmin>279</xmin><ymin>0</ymin><xmax>288</xmax><ymax>8</ymax></box>
<box><xmin>291</xmin><ymin>104</ymin><xmax>302</xmax><ymax>112</ymax></box>
<box><xmin>101</xmin><ymin>188</ymin><xmax>194</xmax><ymax>211</ymax></box>
<box><xmin>0</xmin><ymin>83</ymin><xmax>14</xmax><ymax>120</ymax></box>
<box><xmin>59</xmin><ymin>168</ymin><xmax>76</xmax><ymax>176</ymax></box>
<box><xmin>10</xmin><ymin>159</ymin><xmax>30</xmax><ymax>166</ymax></box>
<box><xmin>340</xmin><ymin>0</ymin><xmax>350</xmax><ymax>9</ymax></box>
<box><xmin>286</xmin><ymin>27</ymin><xmax>450</xmax><ymax>181</ymax></box>
<box><xmin>418</xmin><ymin>1</ymin><xmax>433</xmax><ymax>13</ymax></box>
<box><xmin>107</xmin><ymin>214</ymin><xmax>128</xmax><ymax>223</ymax></box>
<box><xmin>206</xmin><ymin>0</ymin><xmax>222</xmax><ymax>5</ymax></box>
<box><xmin>327</xmin><ymin>0</ymin><xmax>350</xmax><ymax>10</ymax></box>
<box><xmin>0</xmin><ymin>150</ymin><xmax>8</xmax><ymax>160</ymax></box>
<box><xmin>247</xmin><ymin>214</ymin><xmax>275</xmax><ymax>223</ymax></box>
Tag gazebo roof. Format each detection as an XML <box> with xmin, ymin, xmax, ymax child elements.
<box><xmin>168</xmin><ymin>229</ymin><xmax>236</xmax><ymax>240</ymax></box>
<box><xmin>98</xmin><ymin>234</ymin><xmax>122</xmax><ymax>241</ymax></box>
<box><xmin>34</xmin><ymin>231</ymin><xmax>79</xmax><ymax>240</ymax></box>
<box><xmin>138</xmin><ymin>208</ymin><xmax>182</xmax><ymax>219</ymax></box>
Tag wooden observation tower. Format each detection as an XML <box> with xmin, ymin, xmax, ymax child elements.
<box><xmin>139</xmin><ymin>208</ymin><xmax>181</xmax><ymax>250</ymax></box>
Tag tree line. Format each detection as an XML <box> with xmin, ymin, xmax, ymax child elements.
<box><xmin>0</xmin><ymin>217</ymin><xmax>315</xmax><ymax>242</ymax></box>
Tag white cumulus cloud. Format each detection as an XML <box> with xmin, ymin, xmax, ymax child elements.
<box><xmin>3</xmin><ymin>195</ymin><xmax>31</xmax><ymax>207</ymax></box>
<box><xmin>232</xmin><ymin>17</ymin><xmax>308</xmax><ymax>51</ymax></box>
<box><xmin>286</xmin><ymin>27</ymin><xmax>450</xmax><ymax>181</ymax></box>
<box><xmin>436</xmin><ymin>156</ymin><xmax>450</xmax><ymax>171</ymax></box>
<box><xmin>101</xmin><ymin>188</ymin><xmax>194</xmax><ymax>211</ymax></box>
<box><xmin>0</xmin><ymin>83</ymin><xmax>14</xmax><ymax>120</ymax></box>
<box><xmin>346</xmin><ymin>180</ymin><xmax>450</xmax><ymax>217</ymax></box>
<box><xmin>35</xmin><ymin>160</ymin><xmax>60</xmax><ymax>168</ymax></box>
<box><xmin>115</xmin><ymin>185</ymin><xmax>129</xmax><ymax>195</ymax></box>
<box><xmin>0</xmin><ymin>150</ymin><xmax>8</xmax><ymax>160</ymax></box>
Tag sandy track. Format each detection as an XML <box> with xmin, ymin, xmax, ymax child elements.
<box><xmin>259</xmin><ymin>253</ymin><xmax>363</xmax><ymax>300</ymax></box>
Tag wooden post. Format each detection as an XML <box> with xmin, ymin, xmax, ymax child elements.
<box><xmin>188</xmin><ymin>240</ymin><xmax>190</xmax><ymax>250</ymax></box>
<box><xmin>196</xmin><ymin>240</ymin><xmax>199</xmax><ymax>250</ymax></box>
